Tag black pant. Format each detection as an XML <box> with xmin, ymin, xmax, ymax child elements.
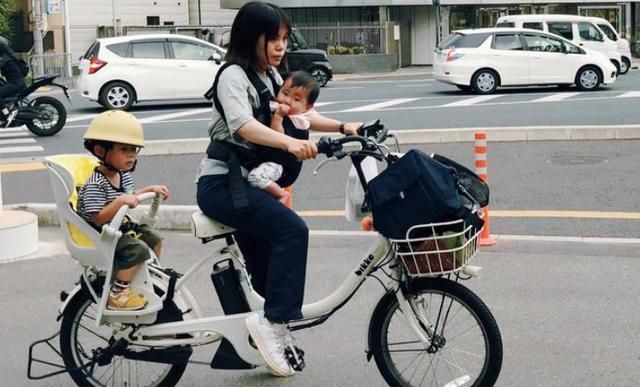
<box><xmin>197</xmin><ymin>174</ymin><xmax>308</xmax><ymax>323</ymax></box>
<box><xmin>0</xmin><ymin>78</ymin><xmax>26</xmax><ymax>104</ymax></box>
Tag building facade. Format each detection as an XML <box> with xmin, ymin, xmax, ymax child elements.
<box><xmin>222</xmin><ymin>0</ymin><xmax>638</xmax><ymax>66</ymax></box>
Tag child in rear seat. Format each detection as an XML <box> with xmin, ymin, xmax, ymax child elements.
<box><xmin>77</xmin><ymin>110</ymin><xmax>170</xmax><ymax>311</ymax></box>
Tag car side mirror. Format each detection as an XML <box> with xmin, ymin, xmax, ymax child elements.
<box><xmin>209</xmin><ymin>52</ymin><xmax>222</xmax><ymax>65</ymax></box>
<box><xmin>291</xmin><ymin>42</ymin><xmax>299</xmax><ymax>51</ymax></box>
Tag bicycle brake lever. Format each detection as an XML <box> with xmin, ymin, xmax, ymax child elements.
<box><xmin>313</xmin><ymin>157</ymin><xmax>338</xmax><ymax>175</ymax></box>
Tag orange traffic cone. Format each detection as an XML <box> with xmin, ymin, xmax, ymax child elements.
<box><xmin>283</xmin><ymin>186</ymin><xmax>293</xmax><ymax>209</ymax></box>
<box><xmin>475</xmin><ymin>132</ymin><xmax>496</xmax><ymax>246</ymax></box>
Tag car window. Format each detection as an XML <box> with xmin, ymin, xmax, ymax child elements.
<box><xmin>131</xmin><ymin>42</ymin><xmax>166</xmax><ymax>59</ymax></box>
<box><xmin>578</xmin><ymin>22</ymin><xmax>603</xmax><ymax>41</ymax></box>
<box><xmin>547</xmin><ymin>22</ymin><xmax>573</xmax><ymax>40</ymax></box>
<box><xmin>493</xmin><ymin>34</ymin><xmax>523</xmax><ymax>50</ymax></box>
<box><xmin>438</xmin><ymin>33</ymin><xmax>490</xmax><ymax>49</ymax></box>
<box><xmin>496</xmin><ymin>22</ymin><xmax>515</xmax><ymax>28</ymax></box>
<box><xmin>564</xmin><ymin>41</ymin><xmax>583</xmax><ymax>54</ymax></box>
<box><xmin>523</xmin><ymin>22</ymin><xmax>543</xmax><ymax>31</ymax></box>
<box><xmin>170</xmin><ymin>41</ymin><xmax>215</xmax><ymax>60</ymax></box>
<box><xmin>523</xmin><ymin>34</ymin><xmax>564</xmax><ymax>53</ymax></box>
<box><xmin>83</xmin><ymin>41</ymin><xmax>100</xmax><ymax>60</ymax></box>
<box><xmin>106</xmin><ymin>42</ymin><xmax>129</xmax><ymax>57</ymax></box>
<box><xmin>597</xmin><ymin>23</ymin><xmax>617</xmax><ymax>41</ymax></box>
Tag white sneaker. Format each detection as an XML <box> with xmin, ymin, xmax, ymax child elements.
<box><xmin>246</xmin><ymin>313</ymin><xmax>295</xmax><ymax>377</ymax></box>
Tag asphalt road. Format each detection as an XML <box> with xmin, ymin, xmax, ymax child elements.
<box><xmin>6</xmin><ymin>229</ymin><xmax>640</xmax><ymax>387</ymax></box>
<box><xmin>1</xmin><ymin>69</ymin><xmax>640</xmax><ymax>158</ymax></box>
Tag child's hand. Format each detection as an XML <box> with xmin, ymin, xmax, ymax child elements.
<box><xmin>119</xmin><ymin>194</ymin><xmax>139</xmax><ymax>208</ymax></box>
<box><xmin>147</xmin><ymin>185</ymin><xmax>170</xmax><ymax>200</ymax></box>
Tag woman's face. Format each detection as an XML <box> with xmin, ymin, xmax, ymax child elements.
<box><xmin>256</xmin><ymin>25</ymin><xmax>288</xmax><ymax>70</ymax></box>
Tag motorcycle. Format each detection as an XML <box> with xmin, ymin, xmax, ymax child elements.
<box><xmin>1</xmin><ymin>74</ymin><xmax>69</xmax><ymax>136</ymax></box>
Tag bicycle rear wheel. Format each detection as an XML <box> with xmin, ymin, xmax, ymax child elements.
<box><xmin>59</xmin><ymin>291</ymin><xmax>188</xmax><ymax>387</ymax></box>
<box><xmin>369</xmin><ymin>277</ymin><xmax>502</xmax><ymax>387</ymax></box>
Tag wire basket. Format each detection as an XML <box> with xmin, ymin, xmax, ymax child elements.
<box><xmin>391</xmin><ymin>218</ymin><xmax>481</xmax><ymax>277</ymax></box>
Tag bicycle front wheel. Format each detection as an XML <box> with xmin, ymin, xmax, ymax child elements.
<box><xmin>59</xmin><ymin>290</ymin><xmax>188</xmax><ymax>387</ymax></box>
<box><xmin>369</xmin><ymin>277</ymin><xmax>502</xmax><ymax>387</ymax></box>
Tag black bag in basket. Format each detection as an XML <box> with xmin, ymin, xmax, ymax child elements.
<box><xmin>367</xmin><ymin>149</ymin><xmax>467</xmax><ymax>239</ymax></box>
<box><xmin>431</xmin><ymin>153</ymin><xmax>489</xmax><ymax>207</ymax></box>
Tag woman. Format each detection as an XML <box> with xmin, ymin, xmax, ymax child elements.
<box><xmin>196</xmin><ymin>1</ymin><xmax>361</xmax><ymax>377</ymax></box>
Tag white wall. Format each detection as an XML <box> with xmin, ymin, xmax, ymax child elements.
<box><xmin>411</xmin><ymin>5</ymin><xmax>436</xmax><ymax>65</ymax></box>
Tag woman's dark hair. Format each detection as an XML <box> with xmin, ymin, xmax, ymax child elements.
<box><xmin>226</xmin><ymin>2</ymin><xmax>292</xmax><ymax>70</ymax></box>
<box><xmin>287</xmin><ymin>71</ymin><xmax>320</xmax><ymax>105</ymax></box>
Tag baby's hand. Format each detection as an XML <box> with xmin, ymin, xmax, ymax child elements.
<box><xmin>274</xmin><ymin>103</ymin><xmax>290</xmax><ymax>118</ymax></box>
<box><xmin>119</xmin><ymin>194</ymin><xmax>139</xmax><ymax>208</ymax></box>
<box><xmin>147</xmin><ymin>185</ymin><xmax>170</xmax><ymax>200</ymax></box>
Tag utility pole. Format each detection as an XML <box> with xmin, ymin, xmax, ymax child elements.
<box><xmin>63</xmin><ymin>0</ymin><xmax>72</xmax><ymax>78</ymax></box>
<box><xmin>32</xmin><ymin>0</ymin><xmax>45</xmax><ymax>77</ymax></box>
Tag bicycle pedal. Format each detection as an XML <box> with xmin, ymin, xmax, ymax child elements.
<box><xmin>284</xmin><ymin>345</ymin><xmax>305</xmax><ymax>372</ymax></box>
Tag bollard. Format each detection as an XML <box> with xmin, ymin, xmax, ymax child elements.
<box><xmin>475</xmin><ymin>132</ymin><xmax>496</xmax><ymax>246</ymax></box>
<box><xmin>283</xmin><ymin>186</ymin><xmax>293</xmax><ymax>209</ymax></box>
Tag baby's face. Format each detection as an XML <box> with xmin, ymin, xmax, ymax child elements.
<box><xmin>276</xmin><ymin>79</ymin><xmax>312</xmax><ymax>116</ymax></box>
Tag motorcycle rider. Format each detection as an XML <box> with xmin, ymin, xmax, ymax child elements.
<box><xmin>0</xmin><ymin>36</ymin><xmax>27</xmax><ymax>116</ymax></box>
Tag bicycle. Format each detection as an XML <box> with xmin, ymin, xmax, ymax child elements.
<box><xmin>28</xmin><ymin>121</ymin><xmax>503</xmax><ymax>387</ymax></box>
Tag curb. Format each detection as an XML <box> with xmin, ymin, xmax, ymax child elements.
<box><xmin>7</xmin><ymin>203</ymin><xmax>198</xmax><ymax>231</ymax></box>
<box><xmin>139</xmin><ymin>125</ymin><xmax>640</xmax><ymax>156</ymax></box>
<box><xmin>333</xmin><ymin>68</ymin><xmax>432</xmax><ymax>81</ymax></box>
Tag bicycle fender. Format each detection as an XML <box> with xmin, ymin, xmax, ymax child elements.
<box><xmin>58</xmin><ymin>285</ymin><xmax>84</xmax><ymax>319</ymax></box>
<box><xmin>365</xmin><ymin>290</ymin><xmax>396</xmax><ymax>361</ymax></box>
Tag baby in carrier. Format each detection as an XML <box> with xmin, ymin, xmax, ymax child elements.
<box><xmin>247</xmin><ymin>71</ymin><xmax>319</xmax><ymax>203</ymax></box>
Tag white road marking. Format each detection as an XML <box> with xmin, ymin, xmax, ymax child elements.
<box><xmin>397</xmin><ymin>84</ymin><xmax>430</xmax><ymax>88</ymax></box>
<box><xmin>0</xmin><ymin>131</ymin><xmax>31</xmax><ymax>139</ymax></box>
<box><xmin>323</xmin><ymin>87</ymin><xmax>365</xmax><ymax>90</ymax></box>
<box><xmin>442</xmin><ymin>95</ymin><xmax>503</xmax><ymax>107</ymax></box>
<box><xmin>137</xmin><ymin>108</ymin><xmax>211</xmax><ymax>124</ymax></box>
<box><xmin>616</xmin><ymin>91</ymin><xmax>640</xmax><ymax>98</ymax></box>
<box><xmin>0</xmin><ymin>145</ymin><xmax>43</xmax><ymax>154</ymax></box>
<box><xmin>66</xmin><ymin>114</ymin><xmax>99</xmax><ymax>123</ymax></box>
<box><xmin>341</xmin><ymin>98</ymin><xmax>420</xmax><ymax>112</ymax></box>
<box><xmin>531</xmin><ymin>92</ymin><xmax>580</xmax><ymax>102</ymax></box>
<box><xmin>0</xmin><ymin>127</ymin><xmax>29</xmax><ymax>133</ymax></box>
<box><xmin>313</xmin><ymin>102</ymin><xmax>336</xmax><ymax>107</ymax></box>
<box><xmin>0</xmin><ymin>138</ymin><xmax>37</xmax><ymax>145</ymax></box>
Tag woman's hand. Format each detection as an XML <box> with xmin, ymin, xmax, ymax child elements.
<box><xmin>343</xmin><ymin>122</ymin><xmax>362</xmax><ymax>136</ymax></box>
<box><xmin>286</xmin><ymin>138</ymin><xmax>317</xmax><ymax>160</ymax></box>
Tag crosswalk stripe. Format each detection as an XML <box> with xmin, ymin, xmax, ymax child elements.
<box><xmin>137</xmin><ymin>108</ymin><xmax>210</xmax><ymax>124</ymax></box>
<box><xmin>0</xmin><ymin>127</ymin><xmax>28</xmax><ymax>133</ymax></box>
<box><xmin>341</xmin><ymin>98</ymin><xmax>420</xmax><ymax>112</ymax></box>
<box><xmin>532</xmin><ymin>92</ymin><xmax>580</xmax><ymax>102</ymax></box>
<box><xmin>616</xmin><ymin>91</ymin><xmax>640</xmax><ymax>98</ymax></box>
<box><xmin>313</xmin><ymin>102</ymin><xmax>336</xmax><ymax>107</ymax></box>
<box><xmin>0</xmin><ymin>138</ymin><xmax>36</xmax><ymax>145</ymax></box>
<box><xmin>0</xmin><ymin>131</ymin><xmax>31</xmax><ymax>139</ymax></box>
<box><xmin>66</xmin><ymin>114</ymin><xmax>99</xmax><ymax>123</ymax></box>
<box><xmin>442</xmin><ymin>95</ymin><xmax>502</xmax><ymax>107</ymax></box>
<box><xmin>0</xmin><ymin>145</ymin><xmax>43</xmax><ymax>154</ymax></box>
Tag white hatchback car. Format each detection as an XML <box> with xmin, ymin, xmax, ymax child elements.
<box><xmin>433</xmin><ymin>28</ymin><xmax>617</xmax><ymax>94</ymax></box>
<box><xmin>77</xmin><ymin>34</ymin><xmax>225</xmax><ymax>110</ymax></box>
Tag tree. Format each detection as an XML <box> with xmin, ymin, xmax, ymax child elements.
<box><xmin>0</xmin><ymin>0</ymin><xmax>14</xmax><ymax>39</ymax></box>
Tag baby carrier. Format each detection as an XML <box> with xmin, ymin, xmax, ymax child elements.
<box><xmin>204</xmin><ymin>63</ymin><xmax>308</xmax><ymax>211</ymax></box>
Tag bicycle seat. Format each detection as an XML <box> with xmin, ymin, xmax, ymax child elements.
<box><xmin>46</xmin><ymin>154</ymin><xmax>104</xmax><ymax>267</ymax></box>
<box><xmin>191</xmin><ymin>211</ymin><xmax>236</xmax><ymax>240</ymax></box>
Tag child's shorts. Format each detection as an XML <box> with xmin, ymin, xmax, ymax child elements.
<box><xmin>114</xmin><ymin>223</ymin><xmax>162</xmax><ymax>271</ymax></box>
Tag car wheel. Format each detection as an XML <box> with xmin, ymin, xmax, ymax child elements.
<box><xmin>456</xmin><ymin>85</ymin><xmax>473</xmax><ymax>92</ymax></box>
<box><xmin>472</xmin><ymin>69</ymin><xmax>498</xmax><ymax>94</ymax></box>
<box><xmin>100</xmin><ymin>81</ymin><xmax>135</xmax><ymax>110</ymax></box>
<box><xmin>620</xmin><ymin>57</ymin><xmax>630</xmax><ymax>75</ymax></box>
<box><xmin>575</xmin><ymin>66</ymin><xmax>601</xmax><ymax>91</ymax></box>
<box><xmin>310</xmin><ymin>67</ymin><xmax>329</xmax><ymax>87</ymax></box>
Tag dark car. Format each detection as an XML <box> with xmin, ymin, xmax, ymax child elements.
<box><xmin>285</xmin><ymin>29</ymin><xmax>332</xmax><ymax>87</ymax></box>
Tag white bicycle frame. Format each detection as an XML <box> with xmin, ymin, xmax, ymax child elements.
<box><xmin>128</xmin><ymin>229</ymin><xmax>398</xmax><ymax>367</ymax></box>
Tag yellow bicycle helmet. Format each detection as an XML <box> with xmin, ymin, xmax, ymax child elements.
<box><xmin>84</xmin><ymin>110</ymin><xmax>145</xmax><ymax>148</ymax></box>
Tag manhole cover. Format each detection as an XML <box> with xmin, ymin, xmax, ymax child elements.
<box><xmin>546</xmin><ymin>155</ymin><xmax>608</xmax><ymax>165</ymax></box>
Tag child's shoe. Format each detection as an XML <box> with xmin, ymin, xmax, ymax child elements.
<box><xmin>107</xmin><ymin>288</ymin><xmax>147</xmax><ymax>311</ymax></box>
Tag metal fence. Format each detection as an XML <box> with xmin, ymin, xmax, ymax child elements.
<box><xmin>295</xmin><ymin>24</ymin><xmax>388</xmax><ymax>54</ymax></box>
<box><xmin>29</xmin><ymin>53</ymin><xmax>74</xmax><ymax>85</ymax></box>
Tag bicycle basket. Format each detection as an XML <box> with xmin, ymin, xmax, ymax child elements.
<box><xmin>391</xmin><ymin>218</ymin><xmax>481</xmax><ymax>277</ymax></box>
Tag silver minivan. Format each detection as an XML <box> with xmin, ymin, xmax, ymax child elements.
<box><xmin>496</xmin><ymin>14</ymin><xmax>623</xmax><ymax>74</ymax></box>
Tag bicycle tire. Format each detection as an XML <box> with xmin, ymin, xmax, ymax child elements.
<box><xmin>369</xmin><ymin>277</ymin><xmax>503</xmax><ymax>387</ymax></box>
<box><xmin>59</xmin><ymin>290</ymin><xmax>188</xmax><ymax>387</ymax></box>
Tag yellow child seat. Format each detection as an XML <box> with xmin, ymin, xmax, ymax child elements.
<box><xmin>46</xmin><ymin>154</ymin><xmax>163</xmax><ymax>324</ymax></box>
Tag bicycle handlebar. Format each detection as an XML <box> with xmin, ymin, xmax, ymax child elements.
<box><xmin>105</xmin><ymin>192</ymin><xmax>161</xmax><ymax>238</ymax></box>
